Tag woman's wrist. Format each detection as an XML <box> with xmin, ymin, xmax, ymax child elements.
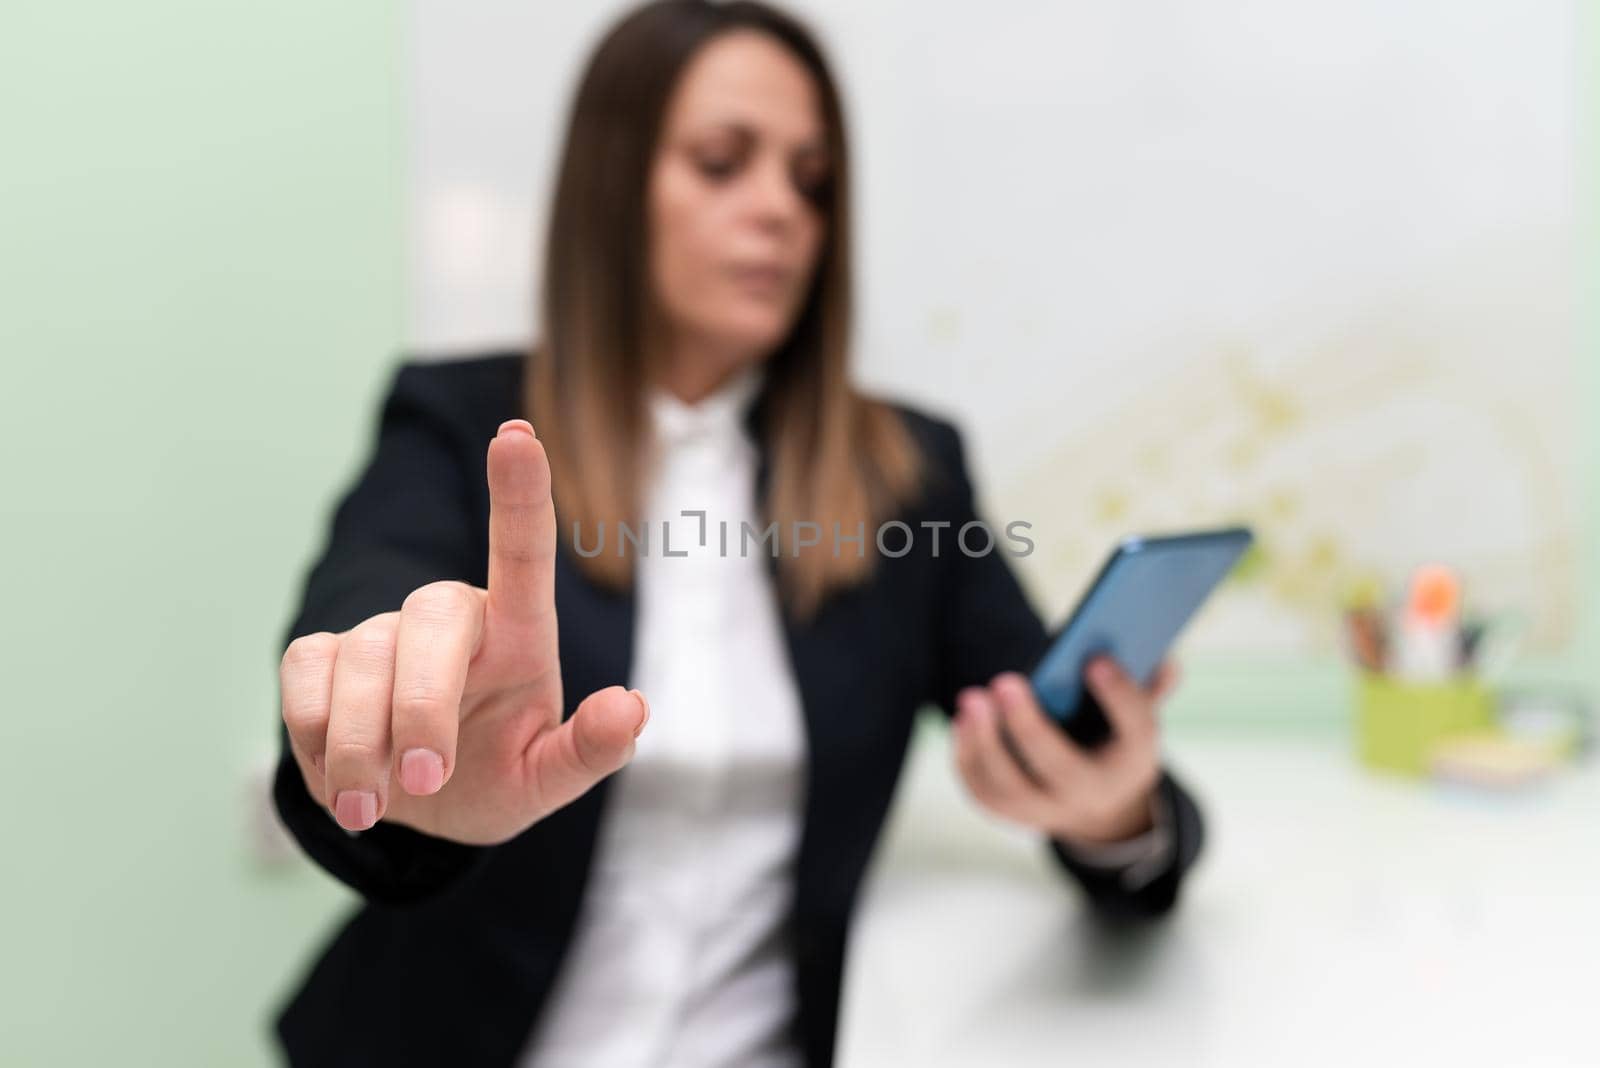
<box><xmin>1050</xmin><ymin>783</ymin><xmax>1159</xmax><ymax>847</ymax></box>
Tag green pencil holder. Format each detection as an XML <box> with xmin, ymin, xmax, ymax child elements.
<box><xmin>1353</xmin><ymin>674</ymin><xmax>1495</xmax><ymax>776</ymax></box>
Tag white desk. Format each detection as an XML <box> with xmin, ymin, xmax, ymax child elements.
<box><xmin>838</xmin><ymin>728</ymin><xmax>1599</xmax><ymax>1067</ymax></box>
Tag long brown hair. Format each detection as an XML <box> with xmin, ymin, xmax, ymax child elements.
<box><xmin>528</xmin><ymin>0</ymin><xmax>924</xmax><ymax>621</ymax></box>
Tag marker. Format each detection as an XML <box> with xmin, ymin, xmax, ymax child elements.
<box><xmin>1395</xmin><ymin>564</ymin><xmax>1461</xmax><ymax>681</ymax></box>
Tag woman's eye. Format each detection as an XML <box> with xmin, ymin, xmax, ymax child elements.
<box><xmin>694</xmin><ymin>153</ymin><xmax>741</xmax><ymax>181</ymax></box>
<box><xmin>794</xmin><ymin>167</ymin><xmax>832</xmax><ymax>206</ymax></box>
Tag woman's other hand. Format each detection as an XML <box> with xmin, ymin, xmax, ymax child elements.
<box><xmin>278</xmin><ymin>420</ymin><xmax>650</xmax><ymax>843</ymax></box>
<box><xmin>952</xmin><ymin>657</ymin><xmax>1178</xmax><ymax>846</ymax></box>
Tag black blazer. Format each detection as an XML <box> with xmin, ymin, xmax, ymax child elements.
<box><xmin>271</xmin><ymin>351</ymin><xmax>1205</xmax><ymax>1067</ymax></box>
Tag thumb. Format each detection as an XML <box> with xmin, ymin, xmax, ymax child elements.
<box><xmin>524</xmin><ymin>685</ymin><xmax>649</xmax><ymax>816</ymax></box>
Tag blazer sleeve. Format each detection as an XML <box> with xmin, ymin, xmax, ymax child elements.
<box><xmin>923</xmin><ymin>416</ymin><xmax>1206</xmax><ymax>920</ymax></box>
<box><xmin>272</xmin><ymin>360</ymin><xmax>492</xmax><ymax>905</ymax></box>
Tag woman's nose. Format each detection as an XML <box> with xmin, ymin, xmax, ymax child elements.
<box><xmin>747</xmin><ymin>156</ymin><xmax>806</xmax><ymax>228</ymax></box>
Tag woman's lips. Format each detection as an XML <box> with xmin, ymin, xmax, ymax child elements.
<box><xmin>727</xmin><ymin>263</ymin><xmax>791</xmax><ymax>294</ymax></box>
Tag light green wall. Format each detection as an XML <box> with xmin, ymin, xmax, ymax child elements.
<box><xmin>0</xmin><ymin>2</ymin><xmax>396</xmax><ymax>1063</ymax></box>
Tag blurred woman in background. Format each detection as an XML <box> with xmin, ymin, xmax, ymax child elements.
<box><xmin>272</xmin><ymin>2</ymin><xmax>1204</xmax><ymax>1065</ymax></box>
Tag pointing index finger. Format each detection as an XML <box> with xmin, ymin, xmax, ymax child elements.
<box><xmin>486</xmin><ymin>419</ymin><xmax>557</xmax><ymax>629</ymax></box>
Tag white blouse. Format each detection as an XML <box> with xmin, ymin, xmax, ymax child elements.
<box><xmin>522</xmin><ymin>364</ymin><xmax>807</xmax><ymax>1067</ymax></box>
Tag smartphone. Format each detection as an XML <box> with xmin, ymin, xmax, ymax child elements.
<box><xmin>1030</xmin><ymin>526</ymin><xmax>1254</xmax><ymax>749</ymax></box>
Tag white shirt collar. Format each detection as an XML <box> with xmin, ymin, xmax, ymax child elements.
<box><xmin>645</xmin><ymin>363</ymin><xmax>766</xmax><ymax>446</ymax></box>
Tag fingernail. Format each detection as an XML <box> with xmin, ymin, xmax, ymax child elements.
<box><xmin>400</xmin><ymin>748</ymin><xmax>446</xmax><ymax>795</ymax></box>
<box><xmin>630</xmin><ymin>688</ymin><xmax>650</xmax><ymax>737</ymax></box>
<box><xmin>334</xmin><ymin>790</ymin><xmax>377</xmax><ymax>831</ymax></box>
<box><xmin>1093</xmin><ymin>660</ymin><xmax>1114</xmax><ymax>682</ymax></box>
<box><xmin>498</xmin><ymin>419</ymin><xmax>535</xmax><ymax>439</ymax></box>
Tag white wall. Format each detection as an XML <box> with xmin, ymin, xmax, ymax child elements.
<box><xmin>405</xmin><ymin>0</ymin><xmax>1580</xmax><ymax>656</ymax></box>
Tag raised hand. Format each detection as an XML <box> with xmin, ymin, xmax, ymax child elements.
<box><xmin>279</xmin><ymin>419</ymin><xmax>649</xmax><ymax>843</ymax></box>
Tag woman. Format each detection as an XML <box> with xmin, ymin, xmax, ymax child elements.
<box><xmin>272</xmin><ymin>2</ymin><xmax>1204</xmax><ymax>1065</ymax></box>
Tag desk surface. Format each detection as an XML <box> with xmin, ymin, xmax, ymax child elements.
<box><xmin>838</xmin><ymin>728</ymin><xmax>1599</xmax><ymax>1067</ymax></box>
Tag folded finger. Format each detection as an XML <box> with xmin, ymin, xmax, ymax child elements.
<box><xmin>324</xmin><ymin>613</ymin><xmax>400</xmax><ymax>831</ymax></box>
<box><xmin>280</xmin><ymin>631</ymin><xmax>339</xmax><ymax>785</ymax></box>
<box><xmin>392</xmin><ymin>581</ymin><xmax>483</xmax><ymax>796</ymax></box>
<box><xmin>1086</xmin><ymin>657</ymin><xmax>1157</xmax><ymax>747</ymax></box>
<box><xmin>989</xmin><ymin>672</ymin><xmax>1091</xmax><ymax>790</ymax></box>
<box><xmin>1150</xmin><ymin>658</ymin><xmax>1182</xmax><ymax>703</ymax></box>
<box><xmin>954</xmin><ymin>687</ymin><xmax>1049</xmax><ymax>819</ymax></box>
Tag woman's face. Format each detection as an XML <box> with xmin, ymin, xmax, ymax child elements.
<box><xmin>647</xmin><ymin>30</ymin><xmax>831</xmax><ymax>373</ymax></box>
